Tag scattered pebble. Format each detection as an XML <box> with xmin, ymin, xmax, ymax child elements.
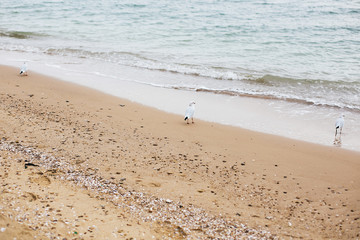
<box><xmin>0</xmin><ymin>140</ymin><xmax>275</xmax><ymax>239</ymax></box>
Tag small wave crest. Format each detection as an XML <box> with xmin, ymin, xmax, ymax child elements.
<box><xmin>39</xmin><ymin>47</ymin><xmax>256</xmax><ymax>81</ymax></box>
<box><xmin>158</xmin><ymin>74</ymin><xmax>360</xmax><ymax>112</ymax></box>
<box><xmin>192</xmin><ymin>87</ymin><xmax>360</xmax><ymax>112</ymax></box>
<box><xmin>0</xmin><ymin>30</ymin><xmax>46</xmax><ymax>39</ymax></box>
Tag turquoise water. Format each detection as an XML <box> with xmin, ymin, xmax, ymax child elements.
<box><xmin>0</xmin><ymin>0</ymin><xmax>360</xmax><ymax>150</ymax></box>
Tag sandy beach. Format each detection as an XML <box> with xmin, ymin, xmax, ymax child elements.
<box><xmin>1</xmin><ymin>65</ymin><xmax>360</xmax><ymax>239</ymax></box>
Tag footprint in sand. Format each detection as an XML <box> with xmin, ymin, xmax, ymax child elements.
<box><xmin>31</xmin><ymin>175</ymin><xmax>51</xmax><ymax>186</ymax></box>
<box><xmin>22</xmin><ymin>192</ymin><xmax>38</xmax><ymax>202</ymax></box>
<box><xmin>149</xmin><ymin>182</ymin><xmax>161</xmax><ymax>187</ymax></box>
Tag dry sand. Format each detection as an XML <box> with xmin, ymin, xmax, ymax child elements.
<box><xmin>0</xmin><ymin>65</ymin><xmax>359</xmax><ymax>239</ymax></box>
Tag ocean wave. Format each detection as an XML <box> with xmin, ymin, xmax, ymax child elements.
<box><xmin>183</xmin><ymin>87</ymin><xmax>360</xmax><ymax>112</ymax></box>
<box><xmin>39</xmin><ymin>47</ymin><xmax>255</xmax><ymax>81</ymax></box>
<box><xmin>251</xmin><ymin>74</ymin><xmax>360</xmax><ymax>86</ymax></box>
<box><xmin>0</xmin><ymin>30</ymin><xmax>46</xmax><ymax>39</ymax></box>
<box><xmin>1</xmin><ymin>44</ymin><xmax>359</xmax><ymax>112</ymax></box>
<box><xmin>129</xmin><ymin>75</ymin><xmax>360</xmax><ymax>112</ymax></box>
<box><xmin>4</xmin><ymin>42</ymin><xmax>358</xmax><ymax>85</ymax></box>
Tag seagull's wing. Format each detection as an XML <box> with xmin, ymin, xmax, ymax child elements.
<box><xmin>185</xmin><ymin>106</ymin><xmax>194</xmax><ymax>118</ymax></box>
<box><xmin>335</xmin><ymin>117</ymin><xmax>344</xmax><ymax>128</ymax></box>
<box><xmin>20</xmin><ymin>63</ymin><xmax>27</xmax><ymax>73</ymax></box>
<box><xmin>185</xmin><ymin>107</ymin><xmax>191</xmax><ymax>118</ymax></box>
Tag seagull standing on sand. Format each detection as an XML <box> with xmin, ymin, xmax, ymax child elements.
<box><xmin>19</xmin><ymin>62</ymin><xmax>28</xmax><ymax>76</ymax></box>
<box><xmin>184</xmin><ymin>101</ymin><xmax>195</xmax><ymax>124</ymax></box>
<box><xmin>334</xmin><ymin>114</ymin><xmax>345</xmax><ymax>143</ymax></box>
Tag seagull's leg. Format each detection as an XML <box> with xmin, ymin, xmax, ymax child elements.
<box><xmin>191</xmin><ymin>117</ymin><xmax>194</xmax><ymax>124</ymax></box>
<box><xmin>339</xmin><ymin>127</ymin><xmax>343</xmax><ymax>142</ymax></box>
<box><xmin>334</xmin><ymin>128</ymin><xmax>338</xmax><ymax>144</ymax></box>
<box><xmin>334</xmin><ymin>129</ymin><xmax>337</xmax><ymax>141</ymax></box>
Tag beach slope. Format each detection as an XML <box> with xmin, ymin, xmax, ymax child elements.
<box><xmin>1</xmin><ymin>65</ymin><xmax>359</xmax><ymax>239</ymax></box>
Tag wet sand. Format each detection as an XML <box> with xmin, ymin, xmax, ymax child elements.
<box><xmin>0</xmin><ymin>65</ymin><xmax>359</xmax><ymax>239</ymax></box>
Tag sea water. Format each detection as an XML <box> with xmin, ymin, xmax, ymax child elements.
<box><xmin>0</xmin><ymin>0</ymin><xmax>359</xmax><ymax>151</ymax></box>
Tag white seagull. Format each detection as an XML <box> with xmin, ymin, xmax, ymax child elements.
<box><xmin>334</xmin><ymin>114</ymin><xmax>345</xmax><ymax>143</ymax></box>
<box><xmin>19</xmin><ymin>62</ymin><xmax>28</xmax><ymax>76</ymax></box>
<box><xmin>184</xmin><ymin>101</ymin><xmax>195</xmax><ymax>124</ymax></box>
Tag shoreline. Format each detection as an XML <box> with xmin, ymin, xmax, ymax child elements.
<box><xmin>1</xmin><ymin>50</ymin><xmax>360</xmax><ymax>152</ymax></box>
<box><xmin>1</xmin><ymin>65</ymin><xmax>360</xmax><ymax>239</ymax></box>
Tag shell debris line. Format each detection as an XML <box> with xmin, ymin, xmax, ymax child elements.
<box><xmin>0</xmin><ymin>139</ymin><xmax>276</xmax><ymax>239</ymax></box>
